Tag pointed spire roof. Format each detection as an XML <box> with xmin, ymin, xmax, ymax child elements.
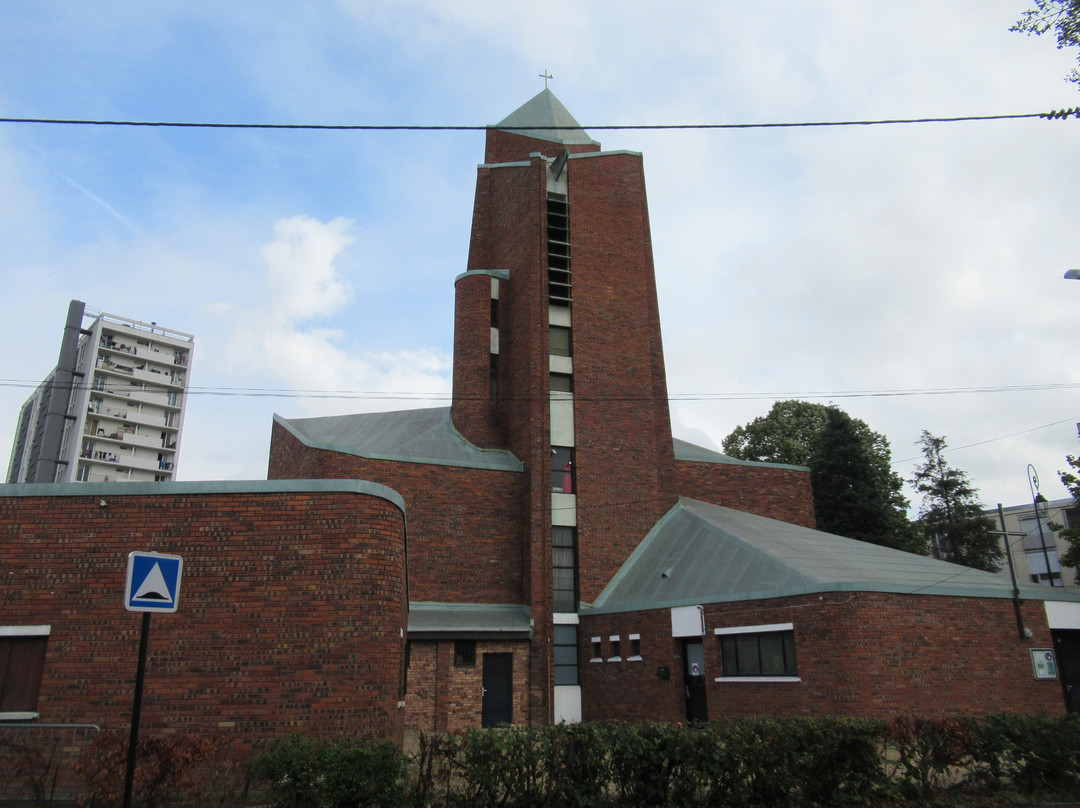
<box><xmin>493</xmin><ymin>89</ymin><xmax>600</xmax><ymax>147</ymax></box>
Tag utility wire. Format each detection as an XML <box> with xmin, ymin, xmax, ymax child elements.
<box><xmin>1</xmin><ymin>378</ymin><xmax>1079</xmax><ymax>400</ymax></box>
<box><xmin>0</xmin><ymin>108</ymin><xmax>1078</xmax><ymax>132</ymax></box>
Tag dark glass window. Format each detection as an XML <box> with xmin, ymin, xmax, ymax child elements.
<box><xmin>549</xmin><ymin>326</ymin><xmax>571</xmax><ymax>357</ymax></box>
<box><xmin>551</xmin><ymin>447</ymin><xmax>575</xmax><ymax>493</ymax></box>
<box><xmin>552</xmin><ymin>526</ymin><xmax>578</xmax><ymax>612</ymax></box>
<box><xmin>553</xmin><ymin>625</ymin><xmax>578</xmax><ymax>685</ymax></box>
<box><xmin>454</xmin><ymin>640</ymin><xmax>476</xmax><ymax>667</ymax></box>
<box><xmin>0</xmin><ymin>633</ymin><xmax>48</xmax><ymax>713</ymax></box>
<box><xmin>720</xmin><ymin>631</ymin><xmax>797</xmax><ymax>677</ymax></box>
<box><xmin>550</xmin><ymin>373</ymin><xmax>573</xmax><ymax>393</ymax></box>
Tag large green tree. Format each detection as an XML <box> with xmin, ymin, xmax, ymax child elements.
<box><xmin>809</xmin><ymin>407</ymin><xmax>924</xmax><ymax>553</ymax></box>
<box><xmin>910</xmin><ymin>431</ymin><xmax>1002</xmax><ymax>573</ymax></box>
<box><xmin>722</xmin><ymin>400</ymin><xmax>919</xmax><ymax>552</ymax></box>
<box><xmin>1012</xmin><ymin>0</ymin><xmax>1080</xmax><ymax>88</ymax></box>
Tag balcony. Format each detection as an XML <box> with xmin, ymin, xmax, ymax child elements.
<box><xmin>88</xmin><ymin>402</ymin><xmax>129</xmax><ymax>421</ymax></box>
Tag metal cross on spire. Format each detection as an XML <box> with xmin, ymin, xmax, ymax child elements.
<box><xmin>540</xmin><ymin>70</ymin><xmax>553</xmax><ymax>89</ymax></box>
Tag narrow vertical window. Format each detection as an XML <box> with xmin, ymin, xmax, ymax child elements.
<box><xmin>551</xmin><ymin>447</ymin><xmax>575</xmax><ymax>493</ymax></box>
<box><xmin>547</xmin><ymin>195</ymin><xmax>571</xmax><ymax>307</ymax></box>
<box><xmin>553</xmin><ymin>625</ymin><xmax>578</xmax><ymax>685</ymax></box>
<box><xmin>454</xmin><ymin>640</ymin><xmax>476</xmax><ymax>667</ymax></box>
<box><xmin>552</xmin><ymin>526</ymin><xmax>578</xmax><ymax>613</ymax></box>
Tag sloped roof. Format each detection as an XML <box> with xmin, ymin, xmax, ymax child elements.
<box><xmin>492</xmin><ymin>89</ymin><xmax>600</xmax><ymax>146</ymax></box>
<box><xmin>274</xmin><ymin>407</ymin><xmax>522</xmax><ymax>472</ymax></box>
<box><xmin>588</xmin><ymin>498</ymin><xmax>1080</xmax><ymax>614</ymax></box>
<box><xmin>408</xmin><ymin>602</ymin><xmax>532</xmax><ymax>639</ymax></box>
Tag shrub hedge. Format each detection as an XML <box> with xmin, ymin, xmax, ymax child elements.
<box><xmin>89</xmin><ymin>714</ymin><xmax>1080</xmax><ymax>807</ymax></box>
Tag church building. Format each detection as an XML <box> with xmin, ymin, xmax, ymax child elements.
<box><xmin>267</xmin><ymin>90</ymin><xmax>1080</xmax><ymax>729</ymax></box>
<box><xmin>3</xmin><ymin>91</ymin><xmax>1080</xmax><ymax>748</ymax></box>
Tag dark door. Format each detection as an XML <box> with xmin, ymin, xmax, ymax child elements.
<box><xmin>682</xmin><ymin>639</ymin><xmax>708</xmax><ymax>722</ymax></box>
<box><xmin>482</xmin><ymin>653</ymin><xmax>513</xmax><ymax>727</ymax></box>
<box><xmin>1053</xmin><ymin>630</ymin><xmax>1080</xmax><ymax>713</ymax></box>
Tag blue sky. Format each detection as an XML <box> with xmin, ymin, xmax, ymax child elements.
<box><xmin>2</xmin><ymin>1</ymin><xmax>1079</xmax><ymax>510</ymax></box>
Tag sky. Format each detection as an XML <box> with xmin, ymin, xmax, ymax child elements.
<box><xmin>1</xmin><ymin>1</ymin><xmax>1079</xmax><ymax>514</ymax></box>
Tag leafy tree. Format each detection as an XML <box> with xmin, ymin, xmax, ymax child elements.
<box><xmin>1053</xmin><ymin>454</ymin><xmax>1080</xmax><ymax>571</ymax></box>
<box><xmin>910</xmin><ymin>431</ymin><xmax>1002</xmax><ymax>572</ymax></box>
<box><xmin>810</xmin><ymin>407</ymin><xmax>924</xmax><ymax>553</ymax></box>
<box><xmin>723</xmin><ymin>400</ymin><xmax>919</xmax><ymax>552</ymax></box>
<box><xmin>1012</xmin><ymin>0</ymin><xmax>1080</xmax><ymax>88</ymax></box>
<box><xmin>722</xmin><ymin>399</ymin><xmax>830</xmax><ymax>467</ymax></box>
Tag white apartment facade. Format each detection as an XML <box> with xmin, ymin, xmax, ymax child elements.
<box><xmin>7</xmin><ymin>301</ymin><xmax>193</xmax><ymax>484</ymax></box>
<box><xmin>990</xmin><ymin>498</ymin><xmax>1079</xmax><ymax>590</ymax></box>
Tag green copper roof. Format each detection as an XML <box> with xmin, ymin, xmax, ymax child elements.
<box><xmin>493</xmin><ymin>89</ymin><xmax>600</xmax><ymax>146</ymax></box>
<box><xmin>274</xmin><ymin>407</ymin><xmax>523</xmax><ymax>472</ymax></box>
<box><xmin>587</xmin><ymin>498</ymin><xmax>1080</xmax><ymax>614</ymax></box>
<box><xmin>408</xmin><ymin>602</ymin><xmax>532</xmax><ymax>639</ymax></box>
<box><xmin>0</xmin><ymin>478</ymin><xmax>406</xmax><ymax>514</ymax></box>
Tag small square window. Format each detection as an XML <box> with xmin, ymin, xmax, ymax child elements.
<box><xmin>550</xmin><ymin>373</ymin><xmax>572</xmax><ymax>393</ymax></box>
<box><xmin>608</xmin><ymin>635</ymin><xmax>621</xmax><ymax>662</ymax></box>
<box><xmin>550</xmin><ymin>326</ymin><xmax>571</xmax><ymax>357</ymax></box>
<box><xmin>629</xmin><ymin>634</ymin><xmax>642</xmax><ymax>659</ymax></box>
<box><xmin>591</xmin><ymin>637</ymin><xmax>603</xmax><ymax>662</ymax></box>
<box><xmin>454</xmin><ymin>640</ymin><xmax>476</xmax><ymax>667</ymax></box>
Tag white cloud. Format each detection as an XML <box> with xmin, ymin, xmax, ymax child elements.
<box><xmin>221</xmin><ymin>214</ymin><xmax>450</xmax><ymax>412</ymax></box>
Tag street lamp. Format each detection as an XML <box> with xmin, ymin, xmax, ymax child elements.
<box><xmin>1028</xmin><ymin>464</ymin><xmax>1057</xmax><ymax>587</ymax></box>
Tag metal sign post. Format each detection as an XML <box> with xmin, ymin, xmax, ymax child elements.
<box><xmin>122</xmin><ymin>552</ymin><xmax>183</xmax><ymax>808</ymax></box>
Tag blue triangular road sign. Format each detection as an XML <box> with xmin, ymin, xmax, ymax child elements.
<box><xmin>125</xmin><ymin>552</ymin><xmax>183</xmax><ymax>613</ymax></box>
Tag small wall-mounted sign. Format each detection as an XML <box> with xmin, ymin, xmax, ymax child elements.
<box><xmin>1030</xmin><ymin>648</ymin><xmax>1058</xmax><ymax>680</ymax></box>
<box><xmin>656</xmin><ymin>666</ymin><xmax>670</xmax><ymax>680</ymax></box>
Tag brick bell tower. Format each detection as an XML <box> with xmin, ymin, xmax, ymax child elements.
<box><xmin>451</xmin><ymin>89</ymin><xmax>678</xmax><ymax>722</ymax></box>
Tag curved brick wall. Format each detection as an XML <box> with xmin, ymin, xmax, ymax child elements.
<box><xmin>0</xmin><ymin>483</ymin><xmax>408</xmax><ymax>746</ymax></box>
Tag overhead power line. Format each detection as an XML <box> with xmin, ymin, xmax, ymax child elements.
<box><xmin>0</xmin><ymin>108</ymin><xmax>1077</xmax><ymax>132</ymax></box>
<box><xmin>0</xmin><ymin>378</ymin><xmax>1078</xmax><ymax>401</ymax></box>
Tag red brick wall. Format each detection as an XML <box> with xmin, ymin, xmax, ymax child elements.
<box><xmin>569</xmin><ymin>152</ymin><xmax>679</xmax><ymax>602</ymax></box>
<box><xmin>451</xmin><ymin>272</ymin><xmax>502</xmax><ymax>449</ymax></box>
<box><xmin>579</xmin><ymin>610</ymin><xmax>686</xmax><ymax>723</ymax></box>
<box><xmin>461</xmin><ymin>153</ymin><xmax>557</xmax><ymax>723</ymax></box>
<box><xmin>404</xmin><ymin>639</ymin><xmax>531</xmax><ymax>733</ymax></box>
<box><xmin>581</xmin><ymin>593</ymin><xmax>1065</xmax><ymax>722</ymax></box>
<box><xmin>675</xmin><ymin>460</ymin><xmax>817</xmax><ymax>528</ymax></box>
<box><xmin>268</xmin><ymin>423</ymin><xmax>524</xmax><ymax>605</ymax></box>
<box><xmin>0</xmin><ymin>486</ymin><xmax>408</xmax><ymax>746</ymax></box>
